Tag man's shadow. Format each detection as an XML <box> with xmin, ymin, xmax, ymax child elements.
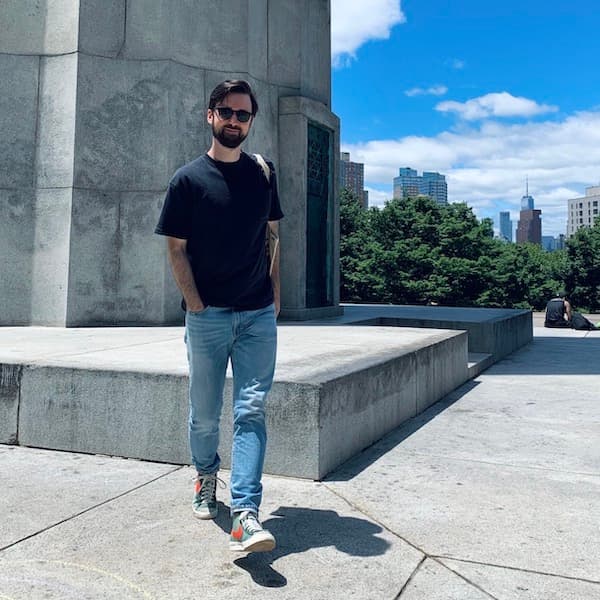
<box><xmin>213</xmin><ymin>502</ymin><xmax>390</xmax><ymax>588</ymax></box>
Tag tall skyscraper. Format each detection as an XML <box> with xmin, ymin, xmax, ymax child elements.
<box><xmin>516</xmin><ymin>183</ymin><xmax>542</xmax><ymax>244</ymax></box>
<box><xmin>567</xmin><ymin>186</ymin><xmax>600</xmax><ymax>236</ymax></box>
<box><xmin>499</xmin><ymin>211</ymin><xmax>512</xmax><ymax>242</ymax></box>
<box><xmin>340</xmin><ymin>152</ymin><xmax>368</xmax><ymax>208</ymax></box>
<box><xmin>393</xmin><ymin>167</ymin><xmax>448</xmax><ymax>204</ymax></box>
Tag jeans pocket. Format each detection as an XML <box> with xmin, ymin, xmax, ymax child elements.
<box><xmin>188</xmin><ymin>305</ymin><xmax>210</xmax><ymax>316</ymax></box>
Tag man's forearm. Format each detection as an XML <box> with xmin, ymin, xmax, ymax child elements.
<box><xmin>268</xmin><ymin>221</ymin><xmax>280</xmax><ymax>316</ymax></box>
<box><xmin>167</xmin><ymin>245</ymin><xmax>204</xmax><ymax>311</ymax></box>
<box><xmin>271</xmin><ymin>254</ymin><xmax>280</xmax><ymax>316</ymax></box>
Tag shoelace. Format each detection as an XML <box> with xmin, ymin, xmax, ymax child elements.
<box><xmin>240</xmin><ymin>511</ymin><xmax>263</xmax><ymax>534</ymax></box>
<box><xmin>195</xmin><ymin>474</ymin><xmax>226</xmax><ymax>502</ymax></box>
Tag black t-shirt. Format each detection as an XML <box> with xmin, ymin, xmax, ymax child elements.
<box><xmin>545</xmin><ymin>298</ymin><xmax>566</xmax><ymax>323</ymax></box>
<box><xmin>155</xmin><ymin>152</ymin><xmax>284</xmax><ymax>310</ymax></box>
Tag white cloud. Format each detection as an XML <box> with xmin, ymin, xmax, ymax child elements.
<box><xmin>364</xmin><ymin>187</ymin><xmax>389</xmax><ymax>207</ymax></box>
<box><xmin>436</xmin><ymin>92</ymin><xmax>559</xmax><ymax>120</ymax></box>
<box><xmin>448</xmin><ymin>58</ymin><xmax>465</xmax><ymax>70</ymax></box>
<box><xmin>405</xmin><ymin>85</ymin><xmax>448</xmax><ymax>97</ymax></box>
<box><xmin>331</xmin><ymin>0</ymin><xmax>405</xmax><ymax>66</ymax></box>
<box><xmin>342</xmin><ymin>110</ymin><xmax>600</xmax><ymax>236</ymax></box>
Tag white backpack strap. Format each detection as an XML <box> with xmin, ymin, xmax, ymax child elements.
<box><xmin>253</xmin><ymin>153</ymin><xmax>271</xmax><ymax>183</ymax></box>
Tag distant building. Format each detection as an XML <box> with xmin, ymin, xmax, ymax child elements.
<box><xmin>542</xmin><ymin>236</ymin><xmax>555</xmax><ymax>251</ymax></box>
<box><xmin>393</xmin><ymin>167</ymin><xmax>420</xmax><ymax>199</ymax></box>
<box><xmin>516</xmin><ymin>185</ymin><xmax>542</xmax><ymax>244</ymax></box>
<box><xmin>393</xmin><ymin>167</ymin><xmax>448</xmax><ymax>204</ymax></box>
<box><xmin>521</xmin><ymin>194</ymin><xmax>534</xmax><ymax>210</ymax></box>
<box><xmin>421</xmin><ymin>171</ymin><xmax>448</xmax><ymax>204</ymax></box>
<box><xmin>567</xmin><ymin>186</ymin><xmax>600</xmax><ymax>236</ymax></box>
<box><xmin>517</xmin><ymin>210</ymin><xmax>542</xmax><ymax>244</ymax></box>
<box><xmin>542</xmin><ymin>235</ymin><xmax>566</xmax><ymax>252</ymax></box>
<box><xmin>499</xmin><ymin>211</ymin><xmax>512</xmax><ymax>242</ymax></box>
<box><xmin>340</xmin><ymin>152</ymin><xmax>368</xmax><ymax>208</ymax></box>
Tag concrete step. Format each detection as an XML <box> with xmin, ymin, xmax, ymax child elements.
<box><xmin>1</xmin><ymin>325</ymin><xmax>469</xmax><ymax>479</ymax></box>
<box><xmin>468</xmin><ymin>352</ymin><xmax>494</xmax><ymax>378</ymax></box>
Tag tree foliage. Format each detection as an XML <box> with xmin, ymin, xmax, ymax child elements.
<box><xmin>564</xmin><ymin>218</ymin><xmax>600</xmax><ymax>311</ymax></box>
<box><xmin>339</xmin><ymin>192</ymin><xmax>599</xmax><ymax>311</ymax></box>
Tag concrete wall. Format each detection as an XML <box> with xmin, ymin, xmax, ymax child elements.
<box><xmin>6</xmin><ymin>328</ymin><xmax>470</xmax><ymax>479</ymax></box>
<box><xmin>0</xmin><ymin>0</ymin><xmax>337</xmax><ymax>325</ymax></box>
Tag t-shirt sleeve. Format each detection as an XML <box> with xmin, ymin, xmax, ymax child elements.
<box><xmin>154</xmin><ymin>176</ymin><xmax>192</xmax><ymax>239</ymax></box>
<box><xmin>267</xmin><ymin>160</ymin><xmax>284</xmax><ymax>222</ymax></box>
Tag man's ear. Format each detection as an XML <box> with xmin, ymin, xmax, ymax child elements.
<box><xmin>206</xmin><ymin>109</ymin><xmax>214</xmax><ymax>124</ymax></box>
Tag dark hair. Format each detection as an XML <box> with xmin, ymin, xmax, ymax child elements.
<box><xmin>208</xmin><ymin>79</ymin><xmax>258</xmax><ymax>115</ymax></box>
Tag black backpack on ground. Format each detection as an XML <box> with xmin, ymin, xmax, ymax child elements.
<box><xmin>571</xmin><ymin>312</ymin><xmax>597</xmax><ymax>330</ymax></box>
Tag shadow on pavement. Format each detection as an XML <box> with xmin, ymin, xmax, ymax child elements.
<box><xmin>232</xmin><ymin>506</ymin><xmax>390</xmax><ymax>587</ymax></box>
<box><xmin>325</xmin><ymin>380</ymin><xmax>480</xmax><ymax>482</ymax></box>
<box><xmin>486</xmin><ymin>335</ymin><xmax>600</xmax><ymax>375</ymax></box>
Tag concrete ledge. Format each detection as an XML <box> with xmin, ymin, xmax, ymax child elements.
<box><xmin>321</xmin><ymin>304</ymin><xmax>533</xmax><ymax>363</ymax></box>
<box><xmin>1</xmin><ymin>325</ymin><xmax>468</xmax><ymax>479</ymax></box>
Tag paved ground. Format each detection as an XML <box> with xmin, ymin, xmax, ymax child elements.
<box><xmin>1</xmin><ymin>321</ymin><xmax>599</xmax><ymax>599</ymax></box>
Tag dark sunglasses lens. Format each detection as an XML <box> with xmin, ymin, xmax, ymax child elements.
<box><xmin>217</xmin><ymin>107</ymin><xmax>233</xmax><ymax>119</ymax></box>
<box><xmin>236</xmin><ymin>111</ymin><xmax>251</xmax><ymax>122</ymax></box>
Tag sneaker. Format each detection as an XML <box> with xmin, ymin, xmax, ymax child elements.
<box><xmin>192</xmin><ymin>473</ymin><xmax>223</xmax><ymax>520</ymax></box>
<box><xmin>230</xmin><ymin>510</ymin><xmax>276</xmax><ymax>553</ymax></box>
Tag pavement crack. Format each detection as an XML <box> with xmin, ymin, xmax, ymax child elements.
<box><xmin>0</xmin><ymin>466</ymin><xmax>183</xmax><ymax>554</ymax></box>
<box><xmin>435</xmin><ymin>555</ymin><xmax>600</xmax><ymax>586</ymax></box>
<box><xmin>432</xmin><ymin>559</ymin><xmax>501</xmax><ymax>600</ymax></box>
<box><xmin>322</xmin><ymin>483</ymin><xmax>427</xmax><ymax>556</ymax></box>
<box><xmin>394</xmin><ymin>555</ymin><xmax>426</xmax><ymax>598</ymax></box>
<box><xmin>324</xmin><ymin>484</ymin><xmax>502</xmax><ymax>600</ymax></box>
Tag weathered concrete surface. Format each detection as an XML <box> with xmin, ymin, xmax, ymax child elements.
<box><xmin>0</xmin><ymin>447</ymin><xmax>424</xmax><ymax>600</ymax></box>
<box><xmin>0</xmin><ymin>446</ymin><xmax>176</xmax><ymax>549</ymax></box>
<box><xmin>326</xmin><ymin>326</ymin><xmax>600</xmax><ymax>593</ymax></box>
<box><xmin>0</xmin><ymin>0</ymin><xmax>338</xmax><ymax>327</ymax></box>
<box><xmin>0</xmin><ymin>365</ymin><xmax>20</xmax><ymax>445</ymax></box>
<box><xmin>0</xmin><ymin>54</ymin><xmax>39</xmax><ymax>188</ymax></box>
<box><xmin>1</xmin><ymin>324</ymin><xmax>469</xmax><ymax>479</ymax></box>
<box><xmin>0</xmin><ymin>0</ymin><xmax>79</xmax><ymax>55</ymax></box>
<box><xmin>1</xmin><ymin>324</ymin><xmax>599</xmax><ymax>599</ymax></box>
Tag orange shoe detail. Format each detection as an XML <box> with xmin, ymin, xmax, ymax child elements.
<box><xmin>231</xmin><ymin>524</ymin><xmax>244</xmax><ymax>541</ymax></box>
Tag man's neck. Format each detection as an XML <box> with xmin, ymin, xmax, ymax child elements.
<box><xmin>207</xmin><ymin>140</ymin><xmax>242</xmax><ymax>163</ymax></box>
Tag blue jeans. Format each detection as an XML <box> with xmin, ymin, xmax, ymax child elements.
<box><xmin>185</xmin><ymin>303</ymin><xmax>277</xmax><ymax>515</ymax></box>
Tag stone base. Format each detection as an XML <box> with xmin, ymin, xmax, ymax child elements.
<box><xmin>1</xmin><ymin>324</ymin><xmax>468</xmax><ymax>479</ymax></box>
<box><xmin>280</xmin><ymin>305</ymin><xmax>344</xmax><ymax>321</ymax></box>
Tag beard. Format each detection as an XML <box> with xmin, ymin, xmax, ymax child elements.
<box><xmin>212</xmin><ymin>122</ymin><xmax>248</xmax><ymax>149</ymax></box>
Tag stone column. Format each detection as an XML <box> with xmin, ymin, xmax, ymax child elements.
<box><xmin>0</xmin><ymin>0</ymin><xmax>340</xmax><ymax>325</ymax></box>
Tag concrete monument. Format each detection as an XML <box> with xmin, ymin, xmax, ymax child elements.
<box><xmin>0</xmin><ymin>0</ymin><xmax>341</xmax><ymax>325</ymax></box>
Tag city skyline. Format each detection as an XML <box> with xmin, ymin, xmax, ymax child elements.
<box><xmin>331</xmin><ymin>0</ymin><xmax>600</xmax><ymax>237</ymax></box>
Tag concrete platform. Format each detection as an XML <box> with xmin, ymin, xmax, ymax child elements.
<box><xmin>0</xmin><ymin>305</ymin><xmax>531</xmax><ymax>479</ymax></box>
<box><xmin>0</xmin><ymin>324</ymin><xmax>468</xmax><ymax>480</ymax></box>
<box><xmin>323</xmin><ymin>303</ymin><xmax>533</xmax><ymax>363</ymax></box>
<box><xmin>1</xmin><ymin>324</ymin><xmax>599</xmax><ymax>599</ymax></box>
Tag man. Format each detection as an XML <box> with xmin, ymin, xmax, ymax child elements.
<box><xmin>544</xmin><ymin>291</ymin><xmax>572</xmax><ymax>328</ymax></box>
<box><xmin>155</xmin><ymin>80</ymin><xmax>283</xmax><ymax>553</ymax></box>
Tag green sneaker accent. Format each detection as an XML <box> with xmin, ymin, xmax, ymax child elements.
<box><xmin>192</xmin><ymin>473</ymin><xmax>223</xmax><ymax>520</ymax></box>
<box><xmin>230</xmin><ymin>511</ymin><xmax>276</xmax><ymax>553</ymax></box>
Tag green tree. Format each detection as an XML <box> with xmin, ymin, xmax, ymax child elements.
<box><xmin>338</xmin><ymin>192</ymin><xmax>573</xmax><ymax>310</ymax></box>
<box><xmin>481</xmin><ymin>243</ymin><xmax>566</xmax><ymax>309</ymax></box>
<box><xmin>339</xmin><ymin>189</ymin><xmax>383</xmax><ymax>302</ymax></box>
<box><xmin>565</xmin><ymin>220</ymin><xmax>600</xmax><ymax>311</ymax></box>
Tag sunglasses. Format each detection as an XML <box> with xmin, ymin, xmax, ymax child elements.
<box><xmin>214</xmin><ymin>106</ymin><xmax>253</xmax><ymax>123</ymax></box>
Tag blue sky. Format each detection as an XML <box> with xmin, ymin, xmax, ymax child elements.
<box><xmin>331</xmin><ymin>0</ymin><xmax>600</xmax><ymax>237</ymax></box>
